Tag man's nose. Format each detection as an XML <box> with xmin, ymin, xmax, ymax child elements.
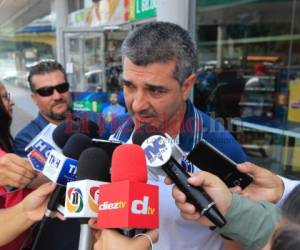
<box><xmin>52</xmin><ymin>89</ymin><xmax>63</xmax><ymax>100</ymax></box>
<box><xmin>131</xmin><ymin>91</ymin><xmax>149</xmax><ymax>112</ymax></box>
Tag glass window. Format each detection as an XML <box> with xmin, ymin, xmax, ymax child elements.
<box><xmin>195</xmin><ymin>0</ymin><xmax>300</xmax><ymax>177</ymax></box>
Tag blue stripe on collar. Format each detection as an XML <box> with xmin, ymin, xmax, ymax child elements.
<box><xmin>111</xmin><ymin>100</ymin><xmax>203</xmax><ymax>151</ymax></box>
<box><xmin>179</xmin><ymin>100</ymin><xmax>203</xmax><ymax>152</ymax></box>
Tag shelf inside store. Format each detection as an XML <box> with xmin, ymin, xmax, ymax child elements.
<box><xmin>243</xmin><ymin>87</ymin><xmax>275</xmax><ymax>92</ymax></box>
<box><xmin>239</xmin><ymin>101</ymin><xmax>273</xmax><ymax>107</ymax></box>
<box><xmin>241</xmin><ymin>144</ymin><xmax>270</xmax><ymax>150</ymax></box>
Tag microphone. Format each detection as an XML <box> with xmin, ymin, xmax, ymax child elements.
<box><xmin>31</xmin><ymin>133</ymin><xmax>92</xmax><ymax>250</ymax></box>
<box><xmin>132</xmin><ymin>126</ymin><xmax>226</xmax><ymax>228</ymax></box>
<box><xmin>26</xmin><ymin>123</ymin><xmax>61</xmax><ymax>171</ymax></box>
<box><xmin>52</xmin><ymin>120</ymin><xmax>100</xmax><ymax>149</ymax></box>
<box><xmin>97</xmin><ymin>144</ymin><xmax>159</xmax><ymax>237</ymax></box>
<box><xmin>42</xmin><ymin>133</ymin><xmax>92</xmax><ymax>185</ymax></box>
<box><xmin>26</xmin><ymin>119</ymin><xmax>98</xmax><ymax>172</ymax></box>
<box><xmin>64</xmin><ymin>147</ymin><xmax>110</xmax><ymax>250</ymax></box>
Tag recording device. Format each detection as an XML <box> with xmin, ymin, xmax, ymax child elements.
<box><xmin>132</xmin><ymin>126</ymin><xmax>226</xmax><ymax>228</ymax></box>
<box><xmin>187</xmin><ymin>139</ymin><xmax>253</xmax><ymax>189</ymax></box>
<box><xmin>97</xmin><ymin>144</ymin><xmax>159</xmax><ymax>237</ymax></box>
<box><xmin>42</xmin><ymin>133</ymin><xmax>92</xmax><ymax>185</ymax></box>
<box><xmin>52</xmin><ymin>120</ymin><xmax>100</xmax><ymax>149</ymax></box>
<box><xmin>64</xmin><ymin>147</ymin><xmax>110</xmax><ymax>250</ymax></box>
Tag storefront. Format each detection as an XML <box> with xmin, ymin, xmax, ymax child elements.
<box><xmin>195</xmin><ymin>0</ymin><xmax>300</xmax><ymax>177</ymax></box>
<box><xmin>1</xmin><ymin>0</ymin><xmax>298</xmax><ymax>177</ymax></box>
<box><xmin>59</xmin><ymin>0</ymin><xmax>157</xmax><ymax>93</ymax></box>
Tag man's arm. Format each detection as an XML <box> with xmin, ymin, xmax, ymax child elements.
<box><xmin>217</xmin><ymin>193</ymin><xmax>279</xmax><ymax>250</ymax></box>
<box><xmin>0</xmin><ymin>153</ymin><xmax>36</xmax><ymax>188</ymax></box>
<box><xmin>0</xmin><ymin>182</ymin><xmax>59</xmax><ymax>246</ymax></box>
<box><xmin>165</xmin><ymin>171</ymin><xmax>279</xmax><ymax>250</ymax></box>
<box><xmin>235</xmin><ymin>162</ymin><xmax>300</xmax><ymax>206</ymax></box>
<box><xmin>277</xmin><ymin>176</ymin><xmax>300</xmax><ymax>206</ymax></box>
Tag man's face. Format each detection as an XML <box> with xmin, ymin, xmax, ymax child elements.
<box><xmin>31</xmin><ymin>70</ymin><xmax>71</xmax><ymax>123</ymax></box>
<box><xmin>109</xmin><ymin>93</ymin><xmax>118</xmax><ymax>105</ymax></box>
<box><xmin>123</xmin><ymin>57</ymin><xmax>195</xmax><ymax>136</ymax></box>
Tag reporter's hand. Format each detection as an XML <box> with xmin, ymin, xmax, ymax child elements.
<box><xmin>0</xmin><ymin>153</ymin><xmax>36</xmax><ymax>187</ymax></box>
<box><xmin>90</xmin><ymin>226</ymin><xmax>158</xmax><ymax>250</ymax></box>
<box><xmin>236</xmin><ymin>162</ymin><xmax>284</xmax><ymax>203</ymax></box>
<box><xmin>165</xmin><ymin>172</ymin><xmax>232</xmax><ymax>227</ymax></box>
<box><xmin>23</xmin><ymin>182</ymin><xmax>64</xmax><ymax>222</ymax></box>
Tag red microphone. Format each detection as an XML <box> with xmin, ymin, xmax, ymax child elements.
<box><xmin>97</xmin><ymin>144</ymin><xmax>159</xmax><ymax>236</ymax></box>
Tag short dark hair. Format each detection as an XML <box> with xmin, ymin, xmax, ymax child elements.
<box><xmin>270</xmin><ymin>184</ymin><xmax>300</xmax><ymax>250</ymax></box>
<box><xmin>281</xmin><ymin>184</ymin><xmax>300</xmax><ymax>223</ymax></box>
<box><xmin>121</xmin><ymin>22</ymin><xmax>197</xmax><ymax>85</ymax></box>
<box><xmin>28</xmin><ymin>60</ymin><xmax>67</xmax><ymax>92</ymax></box>
<box><xmin>271</xmin><ymin>224</ymin><xmax>300</xmax><ymax>250</ymax></box>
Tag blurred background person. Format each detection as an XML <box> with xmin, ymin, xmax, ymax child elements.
<box><xmin>0</xmin><ymin>81</ymin><xmax>37</xmax><ymax>250</ymax></box>
<box><xmin>0</xmin><ymin>81</ymin><xmax>15</xmax><ymax>153</ymax></box>
<box><xmin>102</xmin><ymin>91</ymin><xmax>125</xmax><ymax>122</ymax></box>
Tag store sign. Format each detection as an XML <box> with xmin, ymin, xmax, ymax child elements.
<box><xmin>288</xmin><ymin>79</ymin><xmax>300</xmax><ymax>123</ymax></box>
<box><xmin>134</xmin><ymin>0</ymin><xmax>157</xmax><ymax>20</ymax></box>
<box><xmin>197</xmin><ymin>0</ymin><xmax>275</xmax><ymax>7</ymax></box>
<box><xmin>69</xmin><ymin>0</ymin><xmax>129</xmax><ymax>27</ymax></box>
<box><xmin>68</xmin><ymin>10</ymin><xmax>85</xmax><ymax>27</ymax></box>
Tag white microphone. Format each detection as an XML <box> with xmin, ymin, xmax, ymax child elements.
<box><xmin>64</xmin><ymin>147</ymin><xmax>110</xmax><ymax>250</ymax></box>
<box><xmin>26</xmin><ymin>124</ymin><xmax>60</xmax><ymax>172</ymax></box>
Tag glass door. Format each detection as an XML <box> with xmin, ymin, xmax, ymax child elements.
<box><xmin>62</xmin><ymin>29</ymin><xmax>106</xmax><ymax>92</ymax></box>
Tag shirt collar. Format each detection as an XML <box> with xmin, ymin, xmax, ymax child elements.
<box><xmin>35</xmin><ymin>112</ymin><xmax>50</xmax><ymax>128</ymax></box>
<box><xmin>111</xmin><ymin>100</ymin><xmax>202</xmax><ymax>152</ymax></box>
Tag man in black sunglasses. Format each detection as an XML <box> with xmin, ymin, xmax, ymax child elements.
<box><xmin>29</xmin><ymin>61</ymin><xmax>71</xmax><ymax>123</ymax></box>
<box><xmin>14</xmin><ymin>60</ymin><xmax>72</xmax><ymax>157</ymax></box>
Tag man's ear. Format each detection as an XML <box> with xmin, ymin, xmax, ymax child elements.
<box><xmin>31</xmin><ymin>93</ymin><xmax>37</xmax><ymax>104</ymax></box>
<box><xmin>181</xmin><ymin>73</ymin><xmax>196</xmax><ymax>100</ymax></box>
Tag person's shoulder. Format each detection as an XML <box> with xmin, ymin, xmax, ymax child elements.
<box><xmin>193</xmin><ymin>105</ymin><xmax>222</xmax><ymax>129</ymax></box>
<box><xmin>192</xmin><ymin>105</ymin><xmax>248</xmax><ymax>162</ymax></box>
<box><xmin>15</xmin><ymin>114</ymin><xmax>48</xmax><ymax>142</ymax></box>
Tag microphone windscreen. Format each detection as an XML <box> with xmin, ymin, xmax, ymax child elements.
<box><xmin>132</xmin><ymin>125</ymin><xmax>163</xmax><ymax>145</ymax></box>
<box><xmin>111</xmin><ymin>144</ymin><xmax>147</xmax><ymax>183</ymax></box>
<box><xmin>52</xmin><ymin>120</ymin><xmax>77</xmax><ymax>148</ymax></box>
<box><xmin>62</xmin><ymin>133</ymin><xmax>91</xmax><ymax>160</ymax></box>
<box><xmin>53</xmin><ymin>120</ymin><xmax>100</xmax><ymax>149</ymax></box>
<box><xmin>84</xmin><ymin>120</ymin><xmax>100</xmax><ymax>139</ymax></box>
<box><xmin>77</xmin><ymin>147</ymin><xmax>110</xmax><ymax>182</ymax></box>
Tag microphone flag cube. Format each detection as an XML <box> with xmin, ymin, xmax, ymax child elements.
<box><xmin>64</xmin><ymin>180</ymin><xmax>108</xmax><ymax>218</ymax></box>
<box><xmin>42</xmin><ymin>149</ymin><xmax>78</xmax><ymax>185</ymax></box>
<box><xmin>97</xmin><ymin>180</ymin><xmax>159</xmax><ymax>229</ymax></box>
<box><xmin>26</xmin><ymin>124</ymin><xmax>60</xmax><ymax>172</ymax></box>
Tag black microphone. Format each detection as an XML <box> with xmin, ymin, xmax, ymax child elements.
<box><xmin>52</xmin><ymin>120</ymin><xmax>100</xmax><ymax>149</ymax></box>
<box><xmin>31</xmin><ymin>133</ymin><xmax>92</xmax><ymax>250</ymax></box>
<box><xmin>75</xmin><ymin>147</ymin><xmax>111</xmax><ymax>250</ymax></box>
<box><xmin>132</xmin><ymin>125</ymin><xmax>226</xmax><ymax>228</ymax></box>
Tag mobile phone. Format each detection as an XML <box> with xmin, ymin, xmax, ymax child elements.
<box><xmin>186</xmin><ymin>140</ymin><xmax>253</xmax><ymax>189</ymax></box>
<box><xmin>91</xmin><ymin>139</ymin><xmax>122</xmax><ymax>161</ymax></box>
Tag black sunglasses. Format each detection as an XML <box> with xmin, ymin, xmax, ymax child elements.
<box><xmin>35</xmin><ymin>82</ymin><xmax>69</xmax><ymax>97</ymax></box>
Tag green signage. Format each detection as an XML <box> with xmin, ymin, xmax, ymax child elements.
<box><xmin>75</xmin><ymin>11</ymin><xmax>84</xmax><ymax>23</ymax></box>
<box><xmin>134</xmin><ymin>0</ymin><xmax>157</xmax><ymax>20</ymax></box>
<box><xmin>197</xmin><ymin>0</ymin><xmax>282</xmax><ymax>7</ymax></box>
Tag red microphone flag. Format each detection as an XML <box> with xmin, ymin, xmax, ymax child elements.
<box><xmin>97</xmin><ymin>144</ymin><xmax>159</xmax><ymax>229</ymax></box>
